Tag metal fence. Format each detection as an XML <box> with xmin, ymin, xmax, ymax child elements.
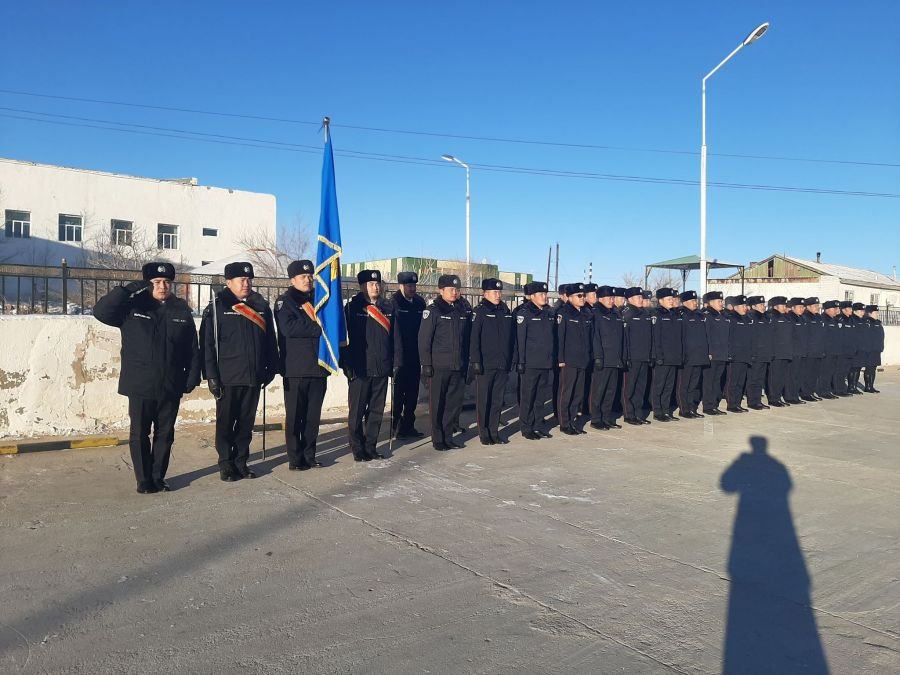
<box><xmin>0</xmin><ymin>262</ymin><xmax>514</xmax><ymax>316</ymax></box>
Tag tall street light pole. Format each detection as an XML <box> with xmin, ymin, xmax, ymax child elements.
<box><xmin>700</xmin><ymin>21</ymin><xmax>769</xmax><ymax>297</ymax></box>
<box><xmin>441</xmin><ymin>154</ymin><xmax>471</xmax><ymax>286</ymax></box>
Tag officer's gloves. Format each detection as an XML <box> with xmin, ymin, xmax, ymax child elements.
<box><xmin>208</xmin><ymin>378</ymin><xmax>223</xmax><ymax>400</ymax></box>
<box><xmin>263</xmin><ymin>371</ymin><xmax>276</xmax><ymax>388</ymax></box>
<box><xmin>421</xmin><ymin>366</ymin><xmax>434</xmax><ymax>379</ymax></box>
<box><xmin>342</xmin><ymin>366</ymin><xmax>356</xmax><ymax>382</ymax></box>
<box><xmin>125</xmin><ymin>280</ymin><xmax>151</xmax><ymax>295</ymax></box>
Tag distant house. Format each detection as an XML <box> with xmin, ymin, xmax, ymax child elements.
<box><xmin>708</xmin><ymin>254</ymin><xmax>900</xmax><ymax>308</ymax></box>
<box><xmin>342</xmin><ymin>256</ymin><xmax>533</xmax><ymax>290</ymax></box>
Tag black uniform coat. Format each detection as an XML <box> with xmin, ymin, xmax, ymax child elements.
<box><xmin>790</xmin><ymin>312</ymin><xmax>809</xmax><ymax>359</ymax></box>
<box><xmin>200</xmin><ymin>288</ymin><xmax>279</xmax><ymax>386</ymax></box>
<box><xmin>768</xmin><ymin>310</ymin><xmax>794</xmax><ymax>360</ymax></box>
<box><xmin>838</xmin><ymin>314</ymin><xmax>857</xmax><ymax>358</ymax></box>
<box><xmin>682</xmin><ymin>308</ymin><xmax>710</xmax><ymax>366</ymax></box>
<box><xmin>651</xmin><ymin>306</ymin><xmax>684</xmax><ymax>366</ymax></box>
<box><xmin>823</xmin><ymin>314</ymin><xmax>842</xmax><ymax>357</ymax></box>
<box><xmin>94</xmin><ymin>286</ymin><xmax>200</xmax><ymax>399</ymax></box>
<box><xmin>622</xmin><ymin>304</ymin><xmax>653</xmax><ymax>363</ymax></box>
<box><xmin>703</xmin><ymin>307</ymin><xmax>732</xmax><ymax>362</ymax></box>
<box><xmin>341</xmin><ymin>292</ymin><xmax>402</xmax><ymax>378</ymax></box>
<box><xmin>591</xmin><ymin>304</ymin><xmax>625</xmax><ymax>368</ymax></box>
<box><xmin>514</xmin><ymin>301</ymin><xmax>556</xmax><ymax>369</ymax></box>
<box><xmin>869</xmin><ymin>318</ymin><xmax>885</xmax><ymax>365</ymax></box>
<box><xmin>470</xmin><ymin>299</ymin><xmax>515</xmax><ymax>370</ymax></box>
<box><xmin>727</xmin><ymin>311</ymin><xmax>753</xmax><ymax>364</ymax></box>
<box><xmin>418</xmin><ymin>297</ymin><xmax>472</xmax><ymax>371</ymax></box>
<box><xmin>556</xmin><ymin>303</ymin><xmax>592</xmax><ymax>368</ymax></box>
<box><xmin>806</xmin><ymin>311</ymin><xmax>826</xmax><ymax>359</ymax></box>
<box><xmin>391</xmin><ymin>290</ymin><xmax>426</xmax><ymax>366</ymax></box>
<box><xmin>274</xmin><ymin>288</ymin><xmax>329</xmax><ymax>378</ymax></box>
<box><xmin>748</xmin><ymin>309</ymin><xmax>774</xmax><ymax>363</ymax></box>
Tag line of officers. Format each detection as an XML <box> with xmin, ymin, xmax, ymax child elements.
<box><xmin>95</xmin><ymin>260</ymin><xmax>885</xmax><ymax>493</ymax></box>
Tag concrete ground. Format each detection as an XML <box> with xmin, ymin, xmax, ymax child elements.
<box><xmin>1</xmin><ymin>373</ymin><xmax>899</xmax><ymax>674</ymax></box>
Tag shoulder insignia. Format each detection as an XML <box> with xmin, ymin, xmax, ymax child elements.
<box><xmin>471</xmin><ymin>313</ymin><xmax>477</xmax><ymax>321</ymax></box>
<box><xmin>517</xmin><ymin>315</ymin><xmax>525</xmax><ymax>324</ymax></box>
<box><xmin>651</xmin><ymin>316</ymin><xmax>657</xmax><ymax>324</ymax></box>
<box><xmin>422</xmin><ymin>309</ymin><xmax>430</xmax><ymax>319</ymax></box>
<box><xmin>557</xmin><ymin>314</ymin><xmax>563</xmax><ymax>324</ymax></box>
<box><xmin>275</xmin><ymin>300</ymin><xmax>283</xmax><ymax>311</ymax></box>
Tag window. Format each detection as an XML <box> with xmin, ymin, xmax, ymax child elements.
<box><xmin>157</xmin><ymin>223</ymin><xmax>179</xmax><ymax>249</ymax></box>
<box><xmin>4</xmin><ymin>210</ymin><xmax>30</xmax><ymax>238</ymax></box>
<box><xmin>844</xmin><ymin>290</ymin><xmax>854</xmax><ymax>302</ymax></box>
<box><xmin>870</xmin><ymin>293</ymin><xmax>879</xmax><ymax>305</ymax></box>
<box><xmin>202</xmin><ymin>227</ymin><xmax>218</xmax><ymax>237</ymax></box>
<box><xmin>59</xmin><ymin>214</ymin><xmax>83</xmax><ymax>242</ymax></box>
<box><xmin>111</xmin><ymin>219</ymin><xmax>133</xmax><ymax>246</ymax></box>
<box><xmin>767</xmin><ymin>260</ymin><xmax>775</xmax><ymax>278</ymax></box>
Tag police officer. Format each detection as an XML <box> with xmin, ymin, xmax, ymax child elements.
<box><xmin>650</xmin><ymin>288</ymin><xmax>683</xmax><ymax>422</ymax></box>
<box><xmin>341</xmin><ymin>270</ymin><xmax>401</xmax><ymax>461</ymax></box>
<box><xmin>863</xmin><ymin>305</ymin><xmax>884</xmax><ymax>393</ymax></box>
<box><xmin>515</xmin><ymin>281</ymin><xmax>556</xmax><ymax>439</ymax></box>
<box><xmin>622</xmin><ymin>287</ymin><xmax>653</xmax><ymax>425</ymax></box>
<box><xmin>556</xmin><ymin>283</ymin><xmax>591</xmax><ymax>434</ymax></box>
<box><xmin>837</xmin><ymin>301</ymin><xmax>856</xmax><ymax>395</ymax></box>
<box><xmin>745</xmin><ymin>296</ymin><xmax>773</xmax><ymax>410</ymax></box>
<box><xmin>94</xmin><ymin>262</ymin><xmax>200</xmax><ymax>493</ymax></box>
<box><xmin>803</xmin><ymin>297</ymin><xmax>826</xmax><ymax>401</ymax></box>
<box><xmin>767</xmin><ymin>296</ymin><xmax>793</xmax><ymax>406</ymax></box>
<box><xmin>275</xmin><ymin>259</ymin><xmax>329</xmax><ymax>471</ymax></box>
<box><xmin>418</xmin><ymin>274</ymin><xmax>471</xmax><ymax>450</ymax></box>
<box><xmin>724</xmin><ymin>295</ymin><xmax>752</xmax><ymax>413</ymax></box>
<box><xmin>200</xmin><ymin>262</ymin><xmax>278</xmax><ymax>481</ymax></box>
<box><xmin>390</xmin><ymin>271</ymin><xmax>426</xmax><ymax>439</ymax></box>
<box><xmin>677</xmin><ymin>290</ymin><xmax>708</xmax><ymax>418</ymax></box>
<box><xmin>550</xmin><ymin>284</ymin><xmax>569</xmax><ymax>420</ymax></box>
<box><xmin>581</xmin><ymin>283</ymin><xmax>599</xmax><ymax>413</ymax></box>
<box><xmin>589</xmin><ymin>286</ymin><xmax>625</xmax><ymax>430</ymax></box>
<box><xmin>848</xmin><ymin>302</ymin><xmax>868</xmax><ymax>394</ymax></box>
<box><xmin>701</xmin><ymin>291</ymin><xmax>730</xmax><ymax>415</ymax></box>
<box><xmin>611</xmin><ymin>287</ymin><xmax>628</xmax><ymax>419</ymax></box>
<box><xmin>469</xmin><ymin>278</ymin><xmax>514</xmax><ymax>445</ymax></box>
<box><xmin>785</xmin><ymin>298</ymin><xmax>809</xmax><ymax>405</ymax></box>
<box><xmin>820</xmin><ymin>300</ymin><xmax>843</xmax><ymax>398</ymax></box>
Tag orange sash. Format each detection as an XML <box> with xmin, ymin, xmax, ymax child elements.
<box><xmin>366</xmin><ymin>305</ymin><xmax>391</xmax><ymax>333</ymax></box>
<box><xmin>233</xmin><ymin>302</ymin><xmax>267</xmax><ymax>331</ymax></box>
<box><xmin>302</xmin><ymin>301</ymin><xmax>317</xmax><ymax>322</ymax></box>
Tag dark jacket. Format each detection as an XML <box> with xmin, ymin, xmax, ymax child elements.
<box><xmin>556</xmin><ymin>302</ymin><xmax>592</xmax><ymax>368</ymax></box>
<box><xmin>748</xmin><ymin>309</ymin><xmax>773</xmax><ymax>363</ymax></box>
<box><xmin>703</xmin><ymin>307</ymin><xmax>732</xmax><ymax>362</ymax></box>
<box><xmin>790</xmin><ymin>312</ymin><xmax>808</xmax><ymax>359</ymax></box>
<box><xmin>651</xmin><ymin>307</ymin><xmax>684</xmax><ymax>366</ymax></box>
<box><xmin>200</xmin><ymin>288</ymin><xmax>279</xmax><ymax>386</ymax></box>
<box><xmin>768</xmin><ymin>310</ymin><xmax>794</xmax><ymax>360</ymax></box>
<box><xmin>514</xmin><ymin>300</ymin><xmax>556</xmax><ymax>369</ymax></box>
<box><xmin>341</xmin><ymin>292</ymin><xmax>401</xmax><ymax>378</ymax></box>
<box><xmin>805</xmin><ymin>311</ymin><xmax>826</xmax><ymax>358</ymax></box>
<box><xmin>592</xmin><ymin>304</ymin><xmax>625</xmax><ymax>368</ymax></box>
<box><xmin>391</xmin><ymin>290</ymin><xmax>426</xmax><ymax>367</ymax></box>
<box><xmin>622</xmin><ymin>303</ymin><xmax>653</xmax><ymax>363</ymax></box>
<box><xmin>823</xmin><ymin>314</ymin><xmax>842</xmax><ymax>357</ymax></box>
<box><xmin>418</xmin><ymin>297</ymin><xmax>471</xmax><ymax>371</ymax></box>
<box><xmin>94</xmin><ymin>285</ymin><xmax>200</xmax><ymax>399</ymax></box>
<box><xmin>275</xmin><ymin>288</ymin><xmax>328</xmax><ymax>378</ymax></box>
<box><xmin>727</xmin><ymin>311</ymin><xmax>753</xmax><ymax>364</ymax></box>
<box><xmin>838</xmin><ymin>314</ymin><xmax>857</xmax><ymax>357</ymax></box>
<box><xmin>470</xmin><ymin>298</ymin><xmax>514</xmax><ymax>371</ymax></box>
<box><xmin>681</xmin><ymin>308</ymin><xmax>709</xmax><ymax>366</ymax></box>
<box><xmin>870</xmin><ymin>318</ymin><xmax>885</xmax><ymax>353</ymax></box>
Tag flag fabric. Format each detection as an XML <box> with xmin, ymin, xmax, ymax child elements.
<box><xmin>313</xmin><ymin>128</ymin><xmax>347</xmax><ymax>373</ymax></box>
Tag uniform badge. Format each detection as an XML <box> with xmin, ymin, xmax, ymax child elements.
<box><xmin>517</xmin><ymin>315</ymin><xmax>525</xmax><ymax>324</ymax></box>
<box><xmin>557</xmin><ymin>314</ymin><xmax>563</xmax><ymax>324</ymax></box>
<box><xmin>651</xmin><ymin>316</ymin><xmax>657</xmax><ymax>324</ymax></box>
<box><xmin>157</xmin><ymin>265</ymin><xmax>165</xmax><ymax>273</ymax></box>
<box><xmin>371</xmin><ymin>272</ymin><xmax>378</xmax><ymax>279</ymax></box>
<box><xmin>275</xmin><ymin>300</ymin><xmax>283</xmax><ymax>310</ymax></box>
<box><xmin>422</xmin><ymin>309</ymin><xmax>430</xmax><ymax>319</ymax></box>
<box><xmin>243</xmin><ymin>265</ymin><xmax>251</xmax><ymax>274</ymax></box>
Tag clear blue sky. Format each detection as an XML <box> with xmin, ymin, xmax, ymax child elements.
<box><xmin>2</xmin><ymin>1</ymin><xmax>898</xmax><ymax>286</ymax></box>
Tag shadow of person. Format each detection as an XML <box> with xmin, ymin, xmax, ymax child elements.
<box><xmin>720</xmin><ymin>436</ymin><xmax>829</xmax><ymax>674</ymax></box>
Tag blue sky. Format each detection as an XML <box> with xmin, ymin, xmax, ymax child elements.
<box><xmin>2</xmin><ymin>1</ymin><xmax>898</xmax><ymax>286</ymax></box>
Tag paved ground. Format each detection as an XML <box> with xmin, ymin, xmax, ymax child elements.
<box><xmin>2</xmin><ymin>372</ymin><xmax>899</xmax><ymax>674</ymax></box>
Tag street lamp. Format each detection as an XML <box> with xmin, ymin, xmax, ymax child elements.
<box><xmin>441</xmin><ymin>154</ymin><xmax>471</xmax><ymax>286</ymax></box>
<box><xmin>699</xmin><ymin>21</ymin><xmax>769</xmax><ymax>297</ymax></box>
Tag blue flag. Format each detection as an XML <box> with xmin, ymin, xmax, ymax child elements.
<box><xmin>313</xmin><ymin>128</ymin><xmax>347</xmax><ymax>373</ymax></box>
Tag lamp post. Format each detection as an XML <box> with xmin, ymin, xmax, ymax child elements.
<box><xmin>699</xmin><ymin>21</ymin><xmax>769</xmax><ymax>297</ymax></box>
<box><xmin>441</xmin><ymin>154</ymin><xmax>471</xmax><ymax>286</ymax></box>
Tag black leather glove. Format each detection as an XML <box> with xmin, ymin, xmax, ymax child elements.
<box><xmin>263</xmin><ymin>372</ymin><xmax>276</xmax><ymax>388</ymax></box>
<box><xmin>342</xmin><ymin>367</ymin><xmax>355</xmax><ymax>382</ymax></box>
<box><xmin>471</xmin><ymin>362</ymin><xmax>483</xmax><ymax>376</ymax></box>
<box><xmin>516</xmin><ymin>364</ymin><xmax>525</xmax><ymax>375</ymax></box>
<box><xmin>421</xmin><ymin>365</ymin><xmax>434</xmax><ymax>379</ymax></box>
<box><xmin>207</xmin><ymin>378</ymin><xmax>223</xmax><ymax>400</ymax></box>
<box><xmin>125</xmin><ymin>279</ymin><xmax>150</xmax><ymax>294</ymax></box>
<box><xmin>593</xmin><ymin>359</ymin><xmax>603</xmax><ymax>371</ymax></box>
<box><xmin>392</xmin><ymin>367</ymin><xmax>401</xmax><ymax>380</ymax></box>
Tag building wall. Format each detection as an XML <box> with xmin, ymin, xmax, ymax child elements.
<box><xmin>708</xmin><ymin>276</ymin><xmax>900</xmax><ymax>307</ymax></box>
<box><xmin>0</xmin><ymin>158</ymin><xmax>276</xmax><ymax>268</ymax></box>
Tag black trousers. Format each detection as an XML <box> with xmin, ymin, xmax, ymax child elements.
<box><xmin>558</xmin><ymin>365</ymin><xmax>586</xmax><ymax>428</ymax></box>
<box><xmin>520</xmin><ymin>368</ymin><xmax>552</xmax><ymax>433</ymax></box>
<box><xmin>817</xmin><ymin>356</ymin><xmax>835</xmax><ymax>394</ymax></box>
<box><xmin>392</xmin><ymin>364</ymin><xmax>421</xmax><ymax>432</ymax></box>
<box><xmin>702</xmin><ymin>361</ymin><xmax>727</xmax><ymax>411</ymax></box>
<box><xmin>623</xmin><ymin>361</ymin><xmax>650</xmax><ymax>421</ymax></box>
<box><xmin>832</xmin><ymin>356</ymin><xmax>849</xmax><ymax>394</ymax></box>
<box><xmin>429</xmin><ymin>369</ymin><xmax>465</xmax><ymax>447</ymax></box>
<box><xmin>215</xmin><ymin>385</ymin><xmax>261</xmax><ymax>472</ymax></box>
<box><xmin>768</xmin><ymin>359</ymin><xmax>790</xmax><ymax>402</ymax></box>
<box><xmin>651</xmin><ymin>364</ymin><xmax>678</xmax><ymax>415</ymax></box>
<box><xmin>804</xmin><ymin>356</ymin><xmax>823</xmax><ymax>396</ymax></box>
<box><xmin>551</xmin><ymin>366</ymin><xmax>560</xmax><ymax>417</ymax></box>
<box><xmin>726</xmin><ymin>361</ymin><xmax>750</xmax><ymax>407</ymax></box>
<box><xmin>128</xmin><ymin>396</ymin><xmax>180</xmax><ymax>485</ymax></box>
<box><xmin>284</xmin><ymin>376</ymin><xmax>326</xmax><ymax>468</ymax></box>
<box><xmin>475</xmin><ymin>369</ymin><xmax>508</xmax><ymax>441</ymax></box>
<box><xmin>746</xmin><ymin>361</ymin><xmax>769</xmax><ymax>406</ymax></box>
<box><xmin>590</xmin><ymin>366</ymin><xmax>620</xmax><ymax>425</ymax></box>
<box><xmin>582</xmin><ymin>368</ymin><xmax>592</xmax><ymax>416</ymax></box>
<box><xmin>611</xmin><ymin>370</ymin><xmax>624</xmax><ymax>418</ymax></box>
<box><xmin>348</xmin><ymin>375</ymin><xmax>388</xmax><ymax>458</ymax></box>
<box><xmin>786</xmin><ymin>357</ymin><xmax>805</xmax><ymax>400</ymax></box>
<box><xmin>677</xmin><ymin>365</ymin><xmax>705</xmax><ymax>414</ymax></box>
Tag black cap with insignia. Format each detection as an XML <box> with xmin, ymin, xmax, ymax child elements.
<box><xmin>613</xmin><ymin>287</ymin><xmax>626</xmax><ymax>297</ymax></box>
<box><xmin>679</xmin><ymin>290</ymin><xmax>698</xmax><ymax>302</ymax></box>
<box><xmin>656</xmin><ymin>287</ymin><xmax>677</xmax><ymax>300</ymax></box>
<box><xmin>224</xmin><ymin>262</ymin><xmax>254</xmax><ymax>280</ymax></box>
<box><xmin>839</xmin><ymin>300</ymin><xmax>853</xmax><ymax>309</ymax></box>
<box><xmin>583</xmin><ymin>283</ymin><xmax>598</xmax><ymax>294</ymax></box>
<box><xmin>524</xmin><ymin>281</ymin><xmax>548</xmax><ymax>295</ymax></box>
<box><xmin>357</xmin><ymin>269</ymin><xmax>382</xmax><ymax>284</ymax></box>
<box><xmin>481</xmin><ymin>278</ymin><xmax>503</xmax><ymax>291</ymax></box>
<box><xmin>438</xmin><ymin>274</ymin><xmax>461</xmax><ymax>289</ymax></box>
<box><xmin>142</xmin><ymin>262</ymin><xmax>175</xmax><ymax>281</ymax></box>
<box><xmin>702</xmin><ymin>291</ymin><xmax>723</xmax><ymax>303</ymax></box>
<box><xmin>746</xmin><ymin>295</ymin><xmax>765</xmax><ymax>306</ymax></box>
<box><xmin>822</xmin><ymin>300</ymin><xmax>840</xmax><ymax>309</ymax></box>
<box><xmin>397</xmin><ymin>271</ymin><xmax>418</xmax><ymax>284</ymax></box>
<box><xmin>624</xmin><ymin>287</ymin><xmax>643</xmax><ymax>299</ymax></box>
<box><xmin>852</xmin><ymin>302</ymin><xmax>865</xmax><ymax>311</ymax></box>
<box><xmin>287</xmin><ymin>259</ymin><xmax>314</xmax><ymax>278</ymax></box>
<box><xmin>597</xmin><ymin>285</ymin><xmax>614</xmax><ymax>298</ymax></box>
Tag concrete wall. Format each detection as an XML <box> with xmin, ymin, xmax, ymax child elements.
<box><xmin>0</xmin><ymin>316</ymin><xmax>349</xmax><ymax>439</ymax></box>
<box><xmin>0</xmin><ymin>157</ymin><xmax>276</xmax><ymax>267</ymax></box>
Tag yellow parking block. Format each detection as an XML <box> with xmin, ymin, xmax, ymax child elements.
<box><xmin>70</xmin><ymin>437</ymin><xmax>120</xmax><ymax>450</ymax></box>
<box><xmin>0</xmin><ymin>445</ymin><xmax>18</xmax><ymax>455</ymax></box>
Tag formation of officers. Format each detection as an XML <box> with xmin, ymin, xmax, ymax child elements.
<box><xmin>96</xmin><ymin>260</ymin><xmax>886</xmax><ymax>493</ymax></box>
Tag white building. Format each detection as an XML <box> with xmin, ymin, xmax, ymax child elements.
<box><xmin>0</xmin><ymin>157</ymin><xmax>276</xmax><ymax>268</ymax></box>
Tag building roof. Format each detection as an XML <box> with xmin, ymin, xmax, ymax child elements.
<box><xmin>645</xmin><ymin>254</ymin><xmax>744</xmax><ymax>271</ymax></box>
<box><xmin>783</xmin><ymin>255</ymin><xmax>900</xmax><ymax>288</ymax></box>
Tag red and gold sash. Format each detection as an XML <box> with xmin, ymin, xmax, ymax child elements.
<box><xmin>302</xmin><ymin>301</ymin><xmax>317</xmax><ymax>322</ymax></box>
<box><xmin>233</xmin><ymin>302</ymin><xmax>267</xmax><ymax>331</ymax></box>
<box><xmin>366</xmin><ymin>305</ymin><xmax>391</xmax><ymax>333</ymax></box>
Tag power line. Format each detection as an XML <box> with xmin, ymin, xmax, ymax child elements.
<box><xmin>1</xmin><ymin>87</ymin><xmax>898</xmax><ymax>169</ymax></box>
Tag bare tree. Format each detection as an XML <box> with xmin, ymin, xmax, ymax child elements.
<box><xmin>235</xmin><ymin>219</ymin><xmax>312</xmax><ymax>278</ymax></box>
<box><xmin>623</xmin><ymin>269</ymin><xmax>682</xmax><ymax>292</ymax></box>
<box><xmin>83</xmin><ymin>222</ymin><xmax>160</xmax><ymax>270</ymax></box>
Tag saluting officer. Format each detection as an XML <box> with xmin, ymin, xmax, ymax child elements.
<box><xmin>514</xmin><ymin>281</ymin><xmax>556</xmax><ymax>439</ymax></box>
<box><xmin>677</xmin><ymin>290</ymin><xmax>708</xmax><ymax>419</ymax></box>
<box><xmin>469</xmin><ymin>278</ymin><xmax>514</xmax><ymax>445</ymax></box>
<box><xmin>803</xmin><ymin>297</ymin><xmax>826</xmax><ymax>401</ymax></box>
<box><xmin>390</xmin><ymin>271</ymin><xmax>426</xmax><ymax>439</ymax></box>
<box><xmin>556</xmin><ymin>283</ymin><xmax>591</xmax><ymax>435</ymax></box>
<box><xmin>94</xmin><ymin>262</ymin><xmax>200</xmax><ymax>494</ymax></box>
<box><xmin>418</xmin><ymin>274</ymin><xmax>471</xmax><ymax>450</ymax></box>
<box><xmin>766</xmin><ymin>296</ymin><xmax>793</xmax><ymax>406</ymax></box>
<box><xmin>200</xmin><ymin>262</ymin><xmax>278</xmax><ymax>482</ymax></box>
<box><xmin>341</xmin><ymin>269</ymin><xmax>402</xmax><ymax>461</ymax></box>
<box><xmin>589</xmin><ymin>286</ymin><xmax>625</xmax><ymax>430</ymax></box>
<box><xmin>622</xmin><ymin>287</ymin><xmax>653</xmax><ymax>425</ymax></box>
<box><xmin>862</xmin><ymin>305</ymin><xmax>884</xmax><ymax>393</ymax></box>
<box><xmin>724</xmin><ymin>295</ymin><xmax>752</xmax><ymax>413</ymax></box>
<box><xmin>745</xmin><ymin>295</ymin><xmax>773</xmax><ymax>410</ymax></box>
<box><xmin>701</xmin><ymin>291</ymin><xmax>731</xmax><ymax>415</ymax></box>
<box><xmin>275</xmin><ymin>259</ymin><xmax>329</xmax><ymax>471</ymax></box>
<box><xmin>650</xmin><ymin>288</ymin><xmax>683</xmax><ymax>422</ymax></box>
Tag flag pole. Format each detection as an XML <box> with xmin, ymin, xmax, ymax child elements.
<box><xmin>322</xmin><ymin>116</ymin><xmax>330</xmax><ymax>142</ymax></box>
